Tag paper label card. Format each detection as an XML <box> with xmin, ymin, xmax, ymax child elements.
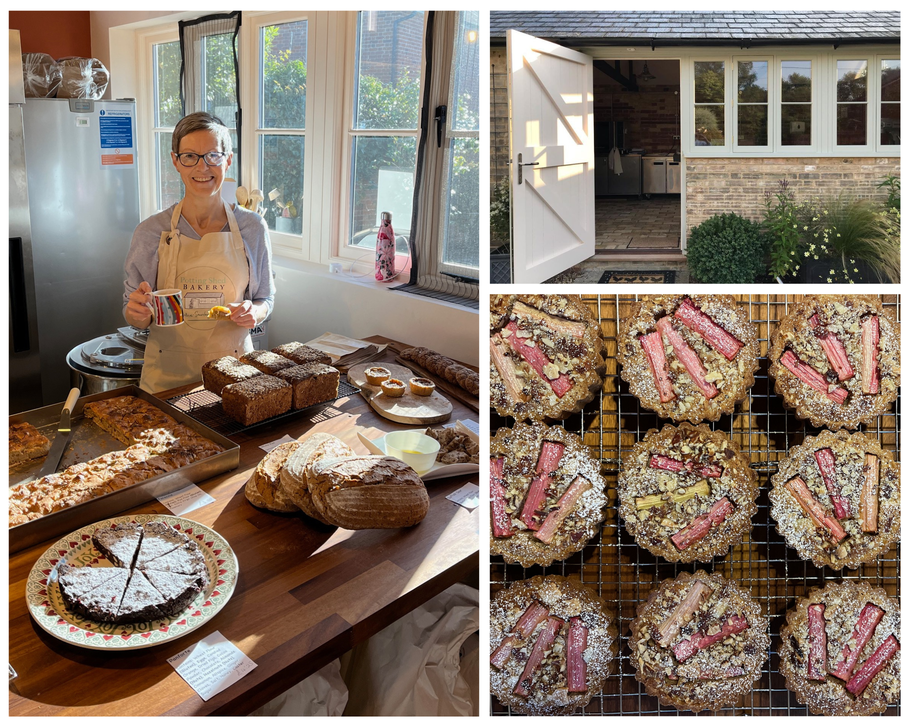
<box><xmin>168</xmin><ymin>631</ymin><xmax>257</xmax><ymax>702</ymax></box>
<box><xmin>260</xmin><ymin>435</ymin><xmax>296</xmax><ymax>453</ymax></box>
<box><xmin>158</xmin><ymin>484</ymin><xmax>215</xmax><ymax>516</ymax></box>
<box><xmin>446</xmin><ymin>482</ymin><xmax>479</xmax><ymax>510</ymax></box>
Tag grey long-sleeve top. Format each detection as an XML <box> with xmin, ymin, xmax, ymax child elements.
<box><xmin>122</xmin><ymin>203</ymin><xmax>276</xmax><ymax>321</ymax></box>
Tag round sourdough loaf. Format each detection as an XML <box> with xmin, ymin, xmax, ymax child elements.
<box><xmin>281</xmin><ymin>433</ymin><xmax>354</xmax><ymax>521</ymax></box>
<box><xmin>245</xmin><ymin>441</ymin><xmax>300</xmax><ymax>513</ymax></box>
<box><xmin>308</xmin><ymin>455</ymin><xmax>429</xmax><ymax>529</ymax></box>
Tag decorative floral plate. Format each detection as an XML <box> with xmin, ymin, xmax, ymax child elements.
<box><xmin>25</xmin><ymin>513</ymin><xmax>238</xmax><ymax>651</ymax></box>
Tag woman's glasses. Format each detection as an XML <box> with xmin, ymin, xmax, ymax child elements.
<box><xmin>174</xmin><ymin>151</ymin><xmax>227</xmax><ymax>167</ymax></box>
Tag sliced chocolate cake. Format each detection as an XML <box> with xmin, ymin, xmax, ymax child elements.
<box><xmin>92</xmin><ymin>522</ymin><xmax>144</xmax><ymax>568</ymax></box>
<box><xmin>61</xmin><ymin>567</ymin><xmax>131</xmax><ymax>623</ymax></box>
<box><xmin>57</xmin><ymin>564</ymin><xmax>128</xmax><ymax>605</ymax></box>
<box><xmin>133</xmin><ymin>521</ymin><xmax>191</xmax><ymax>568</ymax></box>
<box><xmin>144</xmin><ymin>569</ymin><xmax>206</xmax><ymax>616</ymax></box>
<box><xmin>116</xmin><ymin>570</ymin><xmax>166</xmax><ymax>624</ymax></box>
<box><xmin>141</xmin><ymin>542</ymin><xmax>208</xmax><ymax>587</ymax></box>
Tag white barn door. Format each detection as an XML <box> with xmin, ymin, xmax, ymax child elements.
<box><xmin>507</xmin><ymin>30</ymin><xmax>595</xmax><ymax>284</ymax></box>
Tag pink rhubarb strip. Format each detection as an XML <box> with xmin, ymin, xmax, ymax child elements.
<box><xmin>513</xmin><ymin>616</ymin><xmax>564</xmax><ymax>697</ymax></box>
<box><xmin>655</xmin><ymin>579</ymin><xmax>713</xmax><ymax>647</ymax></box>
<box><xmin>670</xmin><ymin>497</ymin><xmax>735</xmax><ymax>551</ymax></box>
<box><xmin>656</xmin><ymin>316</ymin><xmax>718</xmax><ymax>399</ymax></box>
<box><xmin>829</xmin><ymin>602</ymin><xmax>885</xmax><ymax>682</ymax></box>
<box><xmin>809</xmin><ymin>314</ymin><xmax>855</xmax><ymax>382</ymax></box>
<box><xmin>649</xmin><ymin>454</ymin><xmax>723</xmax><ymax>479</ymax></box>
<box><xmin>785</xmin><ymin>476</ymin><xmax>848</xmax><ymax>544</ymax></box>
<box><xmin>861</xmin><ymin>453</ymin><xmax>880</xmax><ymax>533</ymax></box>
<box><xmin>780</xmin><ymin>349</ymin><xmax>848</xmax><ymax>405</ymax></box>
<box><xmin>490</xmin><ymin>457</ymin><xmax>514</xmax><ymax>538</ymax></box>
<box><xmin>535</xmin><ymin>475</ymin><xmax>593</xmax><ymax>544</ymax></box>
<box><xmin>566</xmin><ymin>616</ymin><xmax>589</xmax><ymax>693</ymax></box>
<box><xmin>674</xmin><ymin>297</ymin><xmax>744</xmax><ymax>360</ymax></box>
<box><xmin>505</xmin><ymin>321</ymin><xmax>572</xmax><ymax>398</ymax></box>
<box><xmin>813</xmin><ymin>448</ymin><xmax>851</xmax><ymax>520</ymax></box>
<box><xmin>861</xmin><ymin>315</ymin><xmax>880</xmax><ymax>395</ymax></box>
<box><xmin>845</xmin><ymin>634</ymin><xmax>900</xmax><ymax>696</ymax></box>
<box><xmin>490</xmin><ymin>600</ymin><xmax>550</xmax><ymax>669</ymax></box>
<box><xmin>672</xmin><ymin>614</ymin><xmax>749</xmax><ymax>663</ymax></box>
<box><xmin>518</xmin><ymin>440</ymin><xmax>565</xmax><ymax>531</ymax></box>
<box><xmin>639</xmin><ymin>331</ymin><xmax>675</xmax><ymax>403</ymax></box>
<box><xmin>807</xmin><ymin>603</ymin><xmax>827</xmax><ymax>682</ymax></box>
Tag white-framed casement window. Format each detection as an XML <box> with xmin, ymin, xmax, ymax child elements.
<box><xmin>341</xmin><ymin>10</ymin><xmax>426</xmax><ymax>261</ymax></box>
<box><xmin>779</xmin><ymin>58</ymin><xmax>814</xmax><ymax>149</ymax></box>
<box><xmin>255</xmin><ymin>15</ymin><xmax>308</xmax><ymax>237</ymax></box>
<box><xmin>692</xmin><ymin>60</ymin><xmax>727</xmax><ymax>149</ymax></box>
<box><xmin>834</xmin><ymin>57</ymin><xmax>870</xmax><ymax>148</ymax></box>
<box><xmin>879</xmin><ymin>58</ymin><xmax>900</xmax><ymax>148</ymax></box>
<box><xmin>149</xmin><ymin>33</ymin><xmax>184</xmax><ymax>211</ymax></box>
<box><xmin>734</xmin><ymin>57</ymin><xmax>770</xmax><ymax>150</ymax></box>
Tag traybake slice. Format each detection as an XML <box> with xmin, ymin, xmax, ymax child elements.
<box><xmin>490</xmin><ymin>575</ymin><xmax>618</xmax><ymax>715</ymax></box>
<box><xmin>617</xmin><ymin>295</ymin><xmax>759</xmax><ymax>423</ymax></box>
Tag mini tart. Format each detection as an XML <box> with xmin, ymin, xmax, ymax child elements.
<box><xmin>628</xmin><ymin>570</ymin><xmax>770</xmax><ymax>713</ymax></box>
<box><xmin>365</xmin><ymin>366</ymin><xmax>391</xmax><ymax>386</ymax></box>
<box><xmin>778</xmin><ymin>581</ymin><xmax>900</xmax><ymax>716</ymax></box>
<box><xmin>490</xmin><ymin>422</ymin><xmax>607</xmax><ymax>567</ymax></box>
<box><xmin>207</xmin><ymin>305</ymin><xmax>231</xmax><ymax>320</ymax></box>
<box><xmin>380</xmin><ymin>378</ymin><xmax>405</xmax><ymax>397</ymax></box>
<box><xmin>408</xmin><ymin>377</ymin><xmax>435</xmax><ymax>396</ymax></box>
<box><xmin>769</xmin><ymin>430</ymin><xmax>900</xmax><ymax>570</ymax></box>
<box><xmin>490</xmin><ymin>575</ymin><xmax>618</xmax><ymax>716</ymax></box>
<box><xmin>617</xmin><ymin>295</ymin><xmax>759</xmax><ymax>423</ymax></box>
<box><xmin>618</xmin><ymin>423</ymin><xmax>758</xmax><ymax>563</ymax></box>
<box><xmin>768</xmin><ymin>295</ymin><xmax>899</xmax><ymax>429</ymax></box>
<box><xmin>490</xmin><ymin>295</ymin><xmax>605</xmax><ymax>421</ymax></box>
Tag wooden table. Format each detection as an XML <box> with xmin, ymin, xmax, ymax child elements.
<box><xmin>9</xmin><ymin>338</ymin><xmax>480</xmax><ymax>715</ymax></box>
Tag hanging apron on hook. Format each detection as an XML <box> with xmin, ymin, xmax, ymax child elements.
<box><xmin>140</xmin><ymin>200</ymin><xmax>252</xmax><ymax>393</ymax></box>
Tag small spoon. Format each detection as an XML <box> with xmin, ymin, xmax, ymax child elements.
<box><xmin>236</xmin><ymin>186</ymin><xmax>249</xmax><ymax>208</ymax></box>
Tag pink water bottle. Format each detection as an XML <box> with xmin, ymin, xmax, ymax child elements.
<box><xmin>375</xmin><ymin>211</ymin><xmax>396</xmax><ymax>281</ymax></box>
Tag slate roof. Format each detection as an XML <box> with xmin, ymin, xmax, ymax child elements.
<box><xmin>489</xmin><ymin>11</ymin><xmax>900</xmax><ymax>44</ymax></box>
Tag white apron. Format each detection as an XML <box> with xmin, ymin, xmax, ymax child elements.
<box><xmin>140</xmin><ymin>201</ymin><xmax>252</xmax><ymax>393</ymax></box>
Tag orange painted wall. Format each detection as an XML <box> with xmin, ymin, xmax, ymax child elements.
<box><xmin>10</xmin><ymin>11</ymin><xmax>92</xmax><ymax>59</ymax></box>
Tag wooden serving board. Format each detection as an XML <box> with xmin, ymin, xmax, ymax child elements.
<box><xmin>347</xmin><ymin>363</ymin><xmax>452</xmax><ymax>425</ymax></box>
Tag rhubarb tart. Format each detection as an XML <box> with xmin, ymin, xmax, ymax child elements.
<box><xmin>490</xmin><ymin>423</ymin><xmax>607</xmax><ymax>567</ymax></box>
<box><xmin>769</xmin><ymin>430</ymin><xmax>900</xmax><ymax>570</ymax></box>
<box><xmin>490</xmin><ymin>575</ymin><xmax>618</xmax><ymax>715</ymax></box>
<box><xmin>628</xmin><ymin>570</ymin><xmax>769</xmax><ymax>713</ymax></box>
<box><xmin>490</xmin><ymin>295</ymin><xmax>605</xmax><ymax>421</ymax></box>
<box><xmin>618</xmin><ymin>423</ymin><xmax>758</xmax><ymax>563</ymax></box>
<box><xmin>779</xmin><ymin>581</ymin><xmax>900</xmax><ymax>716</ymax></box>
<box><xmin>768</xmin><ymin>296</ymin><xmax>899</xmax><ymax>429</ymax></box>
<box><xmin>617</xmin><ymin>295</ymin><xmax>759</xmax><ymax>423</ymax></box>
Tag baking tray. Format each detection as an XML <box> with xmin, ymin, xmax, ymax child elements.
<box><xmin>491</xmin><ymin>294</ymin><xmax>900</xmax><ymax>717</ymax></box>
<box><xmin>9</xmin><ymin>386</ymin><xmax>239</xmax><ymax>554</ymax></box>
<box><xmin>165</xmin><ymin>380</ymin><xmax>360</xmax><ymax>436</ymax></box>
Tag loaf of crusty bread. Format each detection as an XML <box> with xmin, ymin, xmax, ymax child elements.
<box><xmin>202</xmin><ymin>356</ymin><xmax>261</xmax><ymax>396</ymax></box>
<box><xmin>399</xmin><ymin>346</ymin><xmax>479</xmax><ymax>396</ymax></box>
<box><xmin>271</xmin><ymin>342</ymin><xmax>332</xmax><ymax>367</ymax></box>
<box><xmin>307</xmin><ymin>455</ymin><xmax>429</xmax><ymax>529</ymax></box>
<box><xmin>275</xmin><ymin>363</ymin><xmax>340</xmax><ymax>409</ymax></box>
<box><xmin>280</xmin><ymin>433</ymin><xmax>354</xmax><ymax>521</ymax></box>
<box><xmin>221</xmin><ymin>375</ymin><xmax>292</xmax><ymax>426</ymax></box>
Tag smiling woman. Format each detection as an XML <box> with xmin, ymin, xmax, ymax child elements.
<box><xmin>122</xmin><ymin>111</ymin><xmax>276</xmax><ymax>394</ymax></box>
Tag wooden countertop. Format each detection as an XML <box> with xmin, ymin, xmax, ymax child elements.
<box><xmin>9</xmin><ymin>338</ymin><xmax>479</xmax><ymax>716</ymax></box>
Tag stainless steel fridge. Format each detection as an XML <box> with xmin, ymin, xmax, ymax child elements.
<box><xmin>9</xmin><ymin>32</ymin><xmax>140</xmax><ymax>411</ymax></box>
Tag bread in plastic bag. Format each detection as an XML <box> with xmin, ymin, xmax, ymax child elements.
<box><xmin>56</xmin><ymin>57</ymin><xmax>110</xmax><ymax>99</ymax></box>
<box><xmin>22</xmin><ymin>52</ymin><xmax>62</xmax><ymax>97</ymax></box>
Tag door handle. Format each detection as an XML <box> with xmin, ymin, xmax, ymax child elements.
<box><xmin>517</xmin><ymin>153</ymin><xmax>539</xmax><ymax>185</ymax></box>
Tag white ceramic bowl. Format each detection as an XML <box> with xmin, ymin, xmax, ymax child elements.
<box><xmin>384</xmin><ymin>430</ymin><xmax>441</xmax><ymax>475</ymax></box>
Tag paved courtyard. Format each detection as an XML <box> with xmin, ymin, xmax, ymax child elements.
<box><xmin>596</xmin><ymin>195</ymin><xmax>681</xmax><ymax>251</ymax></box>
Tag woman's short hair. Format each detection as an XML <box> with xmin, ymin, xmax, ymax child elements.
<box><xmin>171</xmin><ymin>112</ymin><xmax>233</xmax><ymax>155</ymax></box>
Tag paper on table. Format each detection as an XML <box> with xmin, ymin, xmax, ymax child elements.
<box><xmin>158</xmin><ymin>484</ymin><xmax>215</xmax><ymax>516</ymax></box>
<box><xmin>457</xmin><ymin>419</ymin><xmax>479</xmax><ymax>436</ymax></box>
<box><xmin>168</xmin><ymin>631</ymin><xmax>257</xmax><ymax>702</ymax></box>
<box><xmin>446</xmin><ymin>483</ymin><xmax>479</xmax><ymax>510</ymax></box>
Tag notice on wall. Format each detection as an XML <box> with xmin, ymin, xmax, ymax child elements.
<box><xmin>99</xmin><ymin>104</ymin><xmax>136</xmax><ymax>169</ymax></box>
<box><xmin>168</xmin><ymin>631</ymin><xmax>257</xmax><ymax>702</ymax></box>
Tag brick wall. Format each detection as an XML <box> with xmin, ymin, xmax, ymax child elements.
<box><xmin>594</xmin><ymin>88</ymin><xmax>680</xmax><ymax>152</ymax></box>
<box><xmin>490</xmin><ymin>47</ymin><xmax>509</xmax><ymax>190</ymax></box>
<box><xmin>685</xmin><ymin>157</ymin><xmax>901</xmax><ymax>236</ymax></box>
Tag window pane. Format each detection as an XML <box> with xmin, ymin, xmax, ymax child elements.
<box><xmin>781</xmin><ymin>104</ymin><xmax>812</xmax><ymax>146</ymax></box>
<box><xmin>442</xmin><ymin>137</ymin><xmax>479</xmax><ymax>268</ymax></box>
<box><xmin>837</xmin><ymin>104</ymin><xmax>867</xmax><ymax>146</ymax></box>
<box><xmin>261</xmin><ymin>135</ymin><xmax>304</xmax><ymax>234</ymax></box>
<box><xmin>450</xmin><ymin>12</ymin><xmax>479</xmax><ymax>132</ymax></box>
<box><xmin>737</xmin><ymin>61</ymin><xmax>767</xmax><ymax>103</ymax></box>
<box><xmin>694</xmin><ymin>61</ymin><xmax>724</xmax><ymax>103</ymax></box>
<box><xmin>781</xmin><ymin>60</ymin><xmax>811</xmax><ymax>102</ymax></box>
<box><xmin>881</xmin><ymin>103</ymin><xmax>900</xmax><ymax>146</ymax></box>
<box><xmin>156</xmin><ymin>131</ymin><xmax>183</xmax><ymax>210</ymax></box>
<box><xmin>881</xmin><ymin>60</ymin><xmax>900</xmax><ymax>102</ymax></box>
<box><xmin>694</xmin><ymin>106</ymin><xmax>724</xmax><ymax>146</ymax></box>
<box><xmin>349</xmin><ymin>136</ymin><xmax>416</xmax><ymax>249</ymax></box>
<box><xmin>261</xmin><ymin>21</ymin><xmax>307</xmax><ymax>129</ymax></box>
<box><xmin>837</xmin><ymin>60</ymin><xmax>867</xmax><ymax>102</ymax></box>
<box><xmin>738</xmin><ymin>105</ymin><xmax>767</xmax><ymax>146</ymax></box>
<box><xmin>354</xmin><ymin>11</ymin><xmax>425</xmax><ymax>130</ymax></box>
<box><xmin>202</xmin><ymin>33</ymin><xmax>238</xmax><ymax>125</ymax></box>
<box><xmin>154</xmin><ymin>41</ymin><xmax>182</xmax><ymax>128</ymax></box>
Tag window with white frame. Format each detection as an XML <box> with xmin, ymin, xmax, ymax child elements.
<box><xmin>780</xmin><ymin>59</ymin><xmax>812</xmax><ymax>147</ymax></box>
<box><xmin>880</xmin><ymin>59</ymin><xmax>900</xmax><ymax>146</ymax></box>
<box><xmin>736</xmin><ymin>59</ymin><xmax>769</xmax><ymax>147</ymax></box>
<box><xmin>347</xmin><ymin>11</ymin><xmax>425</xmax><ymax>253</ymax></box>
<box><xmin>257</xmin><ymin>19</ymin><xmax>308</xmax><ymax>235</ymax></box>
<box><xmin>835</xmin><ymin>59</ymin><xmax>868</xmax><ymax>146</ymax></box>
<box><xmin>438</xmin><ymin>10</ymin><xmax>479</xmax><ymax>277</ymax></box>
<box><xmin>693</xmin><ymin>61</ymin><xmax>725</xmax><ymax>147</ymax></box>
<box><xmin>152</xmin><ymin>39</ymin><xmax>184</xmax><ymax>210</ymax></box>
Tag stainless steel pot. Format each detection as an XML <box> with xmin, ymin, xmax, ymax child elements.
<box><xmin>66</xmin><ymin>329</ymin><xmax>145</xmax><ymax>395</ymax></box>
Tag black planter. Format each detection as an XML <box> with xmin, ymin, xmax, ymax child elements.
<box><xmin>802</xmin><ymin>258</ymin><xmax>879</xmax><ymax>283</ymax></box>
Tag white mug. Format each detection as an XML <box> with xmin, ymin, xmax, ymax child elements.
<box><xmin>145</xmin><ymin>289</ymin><xmax>184</xmax><ymax>326</ymax></box>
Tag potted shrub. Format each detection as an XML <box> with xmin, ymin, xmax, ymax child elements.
<box><xmin>686</xmin><ymin>213</ymin><xmax>767</xmax><ymax>284</ymax></box>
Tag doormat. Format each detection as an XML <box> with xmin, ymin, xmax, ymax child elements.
<box><xmin>598</xmin><ymin>270</ymin><xmax>676</xmax><ymax>284</ymax></box>
<box><xmin>627</xmin><ymin>236</ymin><xmax>680</xmax><ymax>248</ymax></box>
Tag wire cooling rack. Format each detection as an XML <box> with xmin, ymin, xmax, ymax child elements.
<box><xmin>490</xmin><ymin>294</ymin><xmax>900</xmax><ymax>716</ymax></box>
